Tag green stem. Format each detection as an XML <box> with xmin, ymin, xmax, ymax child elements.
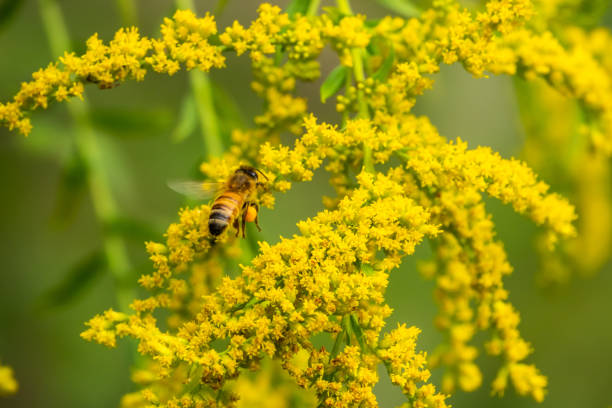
<box><xmin>342</xmin><ymin>70</ymin><xmax>353</xmax><ymax>127</ymax></box>
<box><xmin>351</xmin><ymin>48</ymin><xmax>370</xmax><ymax>120</ymax></box>
<box><xmin>215</xmin><ymin>0</ymin><xmax>230</xmax><ymax>15</ymax></box>
<box><xmin>176</xmin><ymin>0</ymin><xmax>224</xmax><ymax>160</ymax></box>
<box><xmin>336</xmin><ymin>0</ymin><xmax>353</xmax><ymax>14</ymax></box>
<box><xmin>115</xmin><ymin>0</ymin><xmax>137</xmax><ymax>26</ymax></box>
<box><xmin>38</xmin><ymin>0</ymin><xmax>134</xmax><ymax>313</ymax></box>
<box><xmin>337</xmin><ymin>0</ymin><xmax>374</xmax><ymax>173</ymax></box>
<box><xmin>306</xmin><ymin>0</ymin><xmax>322</xmax><ymax>16</ymax></box>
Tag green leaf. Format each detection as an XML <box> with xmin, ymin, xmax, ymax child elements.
<box><xmin>89</xmin><ymin>107</ymin><xmax>173</xmax><ymax>137</ymax></box>
<box><xmin>102</xmin><ymin>217</ymin><xmax>160</xmax><ymax>242</ymax></box>
<box><xmin>0</xmin><ymin>0</ymin><xmax>24</xmax><ymax>31</ymax></box>
<box><xmin>375</xmin><ymin>0</ymin><xmax>421</xmax><ymax>18</ymax></box>
<box><xmin>330</xmin><ymin>315</ymin><xmax>349</xmax><ymax>360</ymax></box>
<box><xmin>38</xmin><ymin>250</ymin><xmax>106</xmax><ymax>309</ymax></box>
<box><xmin>172</xmin><ymin>93</ymin><xmax>197</xmax><ymax>143</ymax></box>
<box><xmin>51</xmin><ymin>148</ymin><xmax>89</xmax><ymax>226</ymax></box>
<box><xmin>322</xmin><ymin>6</ymin><xmax>345</xmax><ymax>23</ymax></box>
<box><xmin>372</xmin><ymin>46</ymin><xmax>395</xmax><ymax>82</ymax></box>
<box><xmin>286</xmin><ymin>0</ymin><xmax>310</xmax><ymax>16</ymax></box>
<box><xmin>360</xmin><ymin>263</ymin><xmax>375</xmax><ymax>276</ymax></box>
<box><xmin>349</xmin><ymin>314</ymin><xmax>367</xmax><ymax>351</ymax></box>
<box><xmin>189</xmin><ymin>70</ymin><xmax>224</xmax><ymax>158</ymax></box>
<box><xmin>364</xmin><ymin>18</ymin><xmax>381</xmax><ymax>29</ymax></box>
<box><xmin>320</xmin><ymin>65</ymin><xmax>348</xmax><ymax>103</ymax></box>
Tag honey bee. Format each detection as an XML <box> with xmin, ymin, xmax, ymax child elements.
<box><xmin>169</xmin><ymin>165</ymin><xmax>267</xmax><ymax>238</ymax></box>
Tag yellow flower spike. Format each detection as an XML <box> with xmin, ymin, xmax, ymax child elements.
<box><xmin>84</xmin><ymin>170</ymin><xmax>442</xmax><ymax>406</ymax></box>
<box><xmin>508</xmin><ymin>363</ymin><xmax>548</xmax><ymax>402</ymax></box>
<box><xmin>379</xmin><ymin>324</ymin><xmax>449</xmax><ymax>407</ymax></box>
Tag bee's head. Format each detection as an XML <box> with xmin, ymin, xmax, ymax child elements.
<box><xmin>238</xmin><ymin>165</ymin><xmax>259</xmax><ymax>181</ymax></box>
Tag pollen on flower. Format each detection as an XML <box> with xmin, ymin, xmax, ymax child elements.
<box><xmin>2</xmin><ymin>0</ymin><xmax>597</xmax><ymax>406</ymax></box>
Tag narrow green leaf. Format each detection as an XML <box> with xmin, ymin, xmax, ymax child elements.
<box><xmin>375</xmin><ymin>0</ymin><xmax>421</xmax><ymax>18</ymax></box>
<box><xmin>349</xmin><ymin>314</ymin><xmax>367</xmax><ymax>351</ymax></box>
<box><xmin>320</xmin><ymin>65</ymin><xmax>348</xmax><ymax>103</ymax></box>
<box><xmin>172</xmin><ymin>93</ymin><xmax>197</xmax><ymax>143</ymax></box>
<box><xmin>89</xmin><ymin>107</ymin><xmax>173</xmax><ymax>137</ymax></box>
<box><xmin>286</xmin><ymin>0</ymin><xmax>310</xmax><ymax>16</ymax></box>
<box><xmin>189</xmin><ymin>70</ymin><xmax>224</xmax><ymax>159</ymax></box>
<box><xmin>0</xmin><ymin>0</ymin><xmax>24</xmax><ymax>30</ymax></box>
<box><xmin>330</xmin><ymin>315</ymin><xmax>348</xmax><ymax>360</ymax></box>
<box><xmin>372</xmin><ymin>46</ymin><xmax>395</xmax><ymax>82</ymax></box>
<box><xmin>51</xmin><ymin>148</ymin><xmax>89</xmax><ymax>226</ymax></box>
<box><xmin>38</xmin><ymin>250</ymin><xmax>106</xmax><ymax>309</ymax></box>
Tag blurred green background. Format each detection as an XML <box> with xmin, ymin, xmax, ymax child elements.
<box><xmin>1</xmin><ymin>0</ymin><xmax>611</xmax><ymax>407</ymax></box>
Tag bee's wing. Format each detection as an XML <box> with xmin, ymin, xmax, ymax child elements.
<box><xmin>167</xmin><ymin>180</ymin><xmax>222</xmax><ymax>200</ymax></box>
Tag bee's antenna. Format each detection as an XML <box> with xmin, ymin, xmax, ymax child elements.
<box><xmin>255</xmin><ymin>168</ymin><xmax>268</xmax><ymax>181</ymax></box>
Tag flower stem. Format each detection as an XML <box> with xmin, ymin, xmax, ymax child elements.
<box><xmin>38</xmin><ymin>0</ymin><xmax>135</xmax><ymax>313</ymax></box>
<box><xmin>215</xmin><ymin>0</ymin><xmax>230</xmax><ymax>15</ymax></box>
<box><xmin>336</xmin><ymin>0</ymin><xmax>353</xmax><ymax>14</ymax></box>
<box><xmin>306</xmin><ymin>0</ymin><xmax>322</xmax><ymax>16</ymax></box>
<box><xmin>115</xmin><ymin>0</ymin><xmax>137</xmax><ymax>26</ymax></box>
<box><xmin>175</xmin><ymin>0</ymin><xmax>224</xmax><ymax>160</ymax></box>
<box><xmin>336</xmin><ymin>0</ymin><xmax>374</xmax><ymax>173</ymax></box>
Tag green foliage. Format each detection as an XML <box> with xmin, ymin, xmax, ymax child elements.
<box><xmin>38</xmin><ymin>250</ymin><xmax>106</xmax><ymax>308</ymax></box>
<box><xmin>171</xmin><ymin>93</ymin><xmax>197</xmax><ymax>143</ymax></box>
<box><xmin>321</xmin><ymin>65</ymin><xmax>348</xmax><ymax>103</ymax></box>
<box><xmin>349</xmin><ymin>314</ymin><xmax>367</xmax><ymax>350</ymax></box>
<box><xmin>0</xmin><ymin>0</ymin><xmax>24</xmax><ymax>31</ymax></box>
<box><xmin>372</xmin><ymin>46</ymin><xmax>395</xmax><ymax>82</ymax></box>
<box><xmin>286</xmin><ymin>0</ymin><xmax>311</xmax><ymax>16</ymax></box>
<box><xmin>51</xmin><ymin>148</ymin><xmax>88</xmax><ymax>225</ymax></box>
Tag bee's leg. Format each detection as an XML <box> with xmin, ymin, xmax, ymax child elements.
<box><xmin>253</xmin><ymin>204</ymin><xmax>262</xmax><ymax>232</ymax></box>
<box><xmin>233</xmin><ymin>217</ymin><xmax>240</xmax><ymax>237</ymax></box>
<box><xmin>241</xmin><ymin>204</ymin><xmax>248</xmax><ymax>238</ymax></box>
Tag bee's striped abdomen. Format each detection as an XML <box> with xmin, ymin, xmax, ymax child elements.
<box><xmin>208</xmin><ymin>192</ymin><xmax>242</xmax><ymax>236</ymax></box>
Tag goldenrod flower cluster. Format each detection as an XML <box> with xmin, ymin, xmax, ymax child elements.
<box><xmin>0</xmin><ymin>362</ymin><xmax>18</xmax><ymax>397</ymax></box>
<box><xmin>4</xmin><ymin>0</ymin><xmax>606</xmax><ymax>406</ymax></box>
<box><xmin>512</xmin><ymin>0</ymin><xmax>612</xmax><ymax>284</ymax></box>
<box><xmin>83</xmin><ymin>171</ymin><xmax>444</xmax><ymax>407</ymax></box>
<box><xmin>373</xmin><ymin>0</ymin><xmax>612</xmax><ymax>154</ymax></box>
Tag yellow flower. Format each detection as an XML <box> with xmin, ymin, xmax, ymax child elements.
<box><xmin>0</xmin><ymin>363</ymin><xmax>18</xmax><ymax>396</ymax></box>
<box><xmin>83</xmin><ymin>171</ymin><xmax>440</xmax><ymax>405</ymax></box>
<box><xmin>2</xmin><ymin>0</ymin><xmax>592</xmax><ymax>405</ymax></box>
